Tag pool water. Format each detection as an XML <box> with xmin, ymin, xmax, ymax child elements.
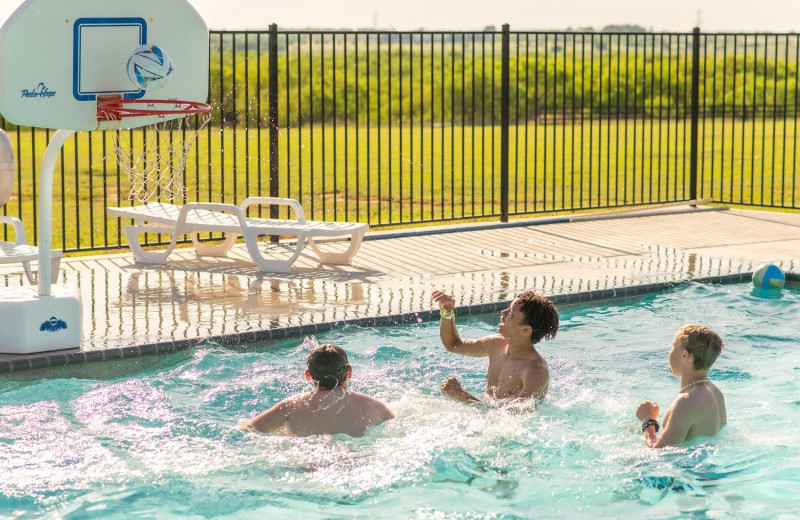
<box><xmin>2</xmin><ymin>282</ymin><xmax>800</xmax><ymax>519</ymax></box>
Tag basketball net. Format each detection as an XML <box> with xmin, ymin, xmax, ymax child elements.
<box><xmin>112</xmin><ymin>112</ymin><xmax>211</xmax><ymax>203</ymax></box>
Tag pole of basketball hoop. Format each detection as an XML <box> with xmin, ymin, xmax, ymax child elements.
<box><xmin>37</xmin><ymin>129</ymin><xmax>75</xmax><ymax>297</ymax></box>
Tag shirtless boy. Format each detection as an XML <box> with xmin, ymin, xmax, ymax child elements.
<box><xmin>239</xmin><ymin>343</ymin><xmax>394</xmax><ymax>437</ymax></box>
<box><xmin>432</xmin><ymin>290</ymin><xmax>559</xmax><ymax>404</ymax></box>
<box><xmin>636</xmin><ymin>324</ymin><xmax>727</xmax><ymax>448</ymax></box>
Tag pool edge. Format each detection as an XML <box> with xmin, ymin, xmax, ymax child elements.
<box><xmin>1</xmin><ymin>271</ymin><xmax>778</xmax><ymax>378</ymax></box>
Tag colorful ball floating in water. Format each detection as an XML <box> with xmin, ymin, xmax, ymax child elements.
<box><xmin>752</xmin><ymin>263</ymin><xmax>785</xmax><ymax>290</ymax></box>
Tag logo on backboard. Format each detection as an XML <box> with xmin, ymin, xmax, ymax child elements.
<box><xmin>40</xmin><ymin>316</ymin><xmax>68</xmax><ymax>332</ymax></box>
<box><xmin>21</xmin><ymin>83</ymin><xmax>57</xmax><ymax>99</ymax></box>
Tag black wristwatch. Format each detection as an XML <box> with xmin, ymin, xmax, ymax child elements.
<box><xmin>641</xmin><ymin>418</ymin><xmax>660</xmax><ymax>433</ymax></box>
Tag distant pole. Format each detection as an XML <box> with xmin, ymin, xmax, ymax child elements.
<box><xmin>268</xmin><ymin>23</ymin><xmax>279</xmax><ymax>220</ymax></box>
<box><xmin>500</xmin><ymin>24</ymin><xmax>510</xmax><ymax>222</ymax></box>
<box><xmin>689</xmin><ymin>26</ymin><xmax>701</xmax><ymax>203</ymax></box>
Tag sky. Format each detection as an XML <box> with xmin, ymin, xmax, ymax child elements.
<box><xmin>1</xmin><ymin>0</ymin><xmax>799</xmax><ymax>33</ymax></box>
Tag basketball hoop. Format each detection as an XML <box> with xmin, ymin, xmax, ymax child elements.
<box><xmin>97</xmin><ymin>98</ymin><xmax>211</xmax><ymax>122</ymax></box>
<box><xmin>101</xmin><ymin>98</ymin><xmax>213</xmax><ymax>203</ymax></box>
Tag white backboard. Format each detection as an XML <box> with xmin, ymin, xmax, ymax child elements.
<box><xmin>0</xmin><ymin>0</ymin><xmax>209</xmax><ymax>130</ymax></box>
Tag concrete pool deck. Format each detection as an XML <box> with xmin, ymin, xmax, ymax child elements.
<box><xmin>2</xmin><ymin>204</ymin><xmax>800</xmax><ymax>376</ymax></box>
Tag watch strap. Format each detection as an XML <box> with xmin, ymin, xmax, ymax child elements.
<box><xmin>641</xmin><ymin>418</ymin><xmax>660</xmax><ymax>433</ymax></box>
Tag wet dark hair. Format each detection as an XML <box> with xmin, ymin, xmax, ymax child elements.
<box><xmin>516</xmin><ymin>290</ymin><xmax>559</xmax><ymax>344</ymax></box>
<box><xmin>307</xmin><ymin>344</ymin><xmax>350</xmax><ymax>389</ymax></box>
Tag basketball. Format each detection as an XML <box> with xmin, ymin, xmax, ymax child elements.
<box><xmin>752</xmin><ymin>263</ymin><xmax>785</xmax><ymax>290</ymax></box>
<box><xmin>126</xmin><ymin>44</ymin><xmax>174</xmax><ymax>90</ymax></box>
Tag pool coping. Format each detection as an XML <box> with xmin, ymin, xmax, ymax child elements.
<box><xmin>3</xmin><ymin>270</ymin><xmax>787</xmax><ymax>377</ymax></box>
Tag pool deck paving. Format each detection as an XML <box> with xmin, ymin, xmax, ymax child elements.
<box><xmin>2</xmin><ymin>204</ymin><xmax>799</xmax><ymax>376</ymax></box>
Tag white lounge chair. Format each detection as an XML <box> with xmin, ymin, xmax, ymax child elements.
<box><xmin>0</xmin><ymin>216</ymin><xmax>63</xmax><ymax>284</ymax></box>
<box><xmin>0</xmin><ymin>129</ymin><xmax>62</xmax><ymax>284</ymax></box>
<box><xmin>107</xmin><ymin>197</ymin><xmax>368</xmax><ymax>273</ymax></box>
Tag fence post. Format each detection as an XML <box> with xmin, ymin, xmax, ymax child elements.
<box><xmin>268</xmin><ymin>24</ymin><xmax>279</xmax><ymax>219</ymax></box>
<box><xmin>500</xmin><ymin>24</ymin><xmax>510</xmax><ymax>222</ymax></box>
<box><xmin>689</xmin><ymin>27</ymin><xmax>701</xmax><ymax>203</ymax></box>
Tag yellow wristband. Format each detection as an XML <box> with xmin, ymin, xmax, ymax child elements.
<box><xmin>440</xmin><ymin>310</ymin><xmax>455</xmax><ymax>319</ymax></box>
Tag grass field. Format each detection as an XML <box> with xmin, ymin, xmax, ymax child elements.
<box><xmin>2</xmin><ymin>117</ymin><xmax>799</xmax><ymax>252</ymax></box>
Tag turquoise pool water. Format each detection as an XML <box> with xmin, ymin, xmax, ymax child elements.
<box><xmin>2</xmin><ymin>282</ymin><xmax>799</xmax><ymax>519</ymax></box>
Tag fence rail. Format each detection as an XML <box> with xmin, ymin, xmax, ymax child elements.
<box><xmin>1</xmin><ymin>27</ymin><xmax>799</xmax><ymax>252</ymax></box>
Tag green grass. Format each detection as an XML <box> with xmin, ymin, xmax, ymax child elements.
<box><xmin>2</xmin><ymin>117</ymin><xmax>799</xmax><ymax>252</ymax></box>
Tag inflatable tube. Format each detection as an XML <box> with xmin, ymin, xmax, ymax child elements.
<box><xmin>0</xmin><ymin>129</ymin><xmax>15</xmax><ymax>206</ymax></box>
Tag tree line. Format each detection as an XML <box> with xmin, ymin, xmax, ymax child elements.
<box><xmin>208</xmin><ymin>42</ymin><xmax>800</xmax><ymax>127</ymax></box>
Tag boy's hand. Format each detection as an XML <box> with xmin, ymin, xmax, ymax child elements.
<box><xmin>441</xmin><ymin>376</ymin><xmax>465</xmax><ymax>396</ymax></box>
<box><xmin>432</xmin><ymin>290</ymin><xmax>455</xmax><ymax>313</ymax></box>
<box><xmin>636</xmin><ymin>401</ymin><xmax>659</xmax><ymax>421</ymax></box>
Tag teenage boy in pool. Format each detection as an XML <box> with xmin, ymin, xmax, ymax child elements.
<box><xmin>239</xmin><ymin>343</ymin><xmax>394</xmax><ymax>437</ymax></box>
<box><xmin>431</xmin><ymin>290</ymin><xmax>559</xmax><ymax>404</ymax></box>
<box><xmin>636</xmin><ymin>324</ymin><xmax>727</xmax><ymax>448</ymax></box>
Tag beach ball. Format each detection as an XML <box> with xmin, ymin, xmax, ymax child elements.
<box><xmin>127</xmin><ymin>44</ymin><xmax>173</xmax><ymax>90</ymax></box>
<box><xmin>752</xmin><ymin>263</ymin><xmax>785</xmax><ymax>290</ymax></box>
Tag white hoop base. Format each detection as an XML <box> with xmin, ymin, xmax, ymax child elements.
<box><xmin>0</xmin><ymin>285</ymin><xmax>82</xmax><ymax>354</ymax></box>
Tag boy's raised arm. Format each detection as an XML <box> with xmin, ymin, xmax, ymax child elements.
<box><xmin>432</xmin><ymin>290</ymin><xmax>491</xmax><ymax>357</ymax></box>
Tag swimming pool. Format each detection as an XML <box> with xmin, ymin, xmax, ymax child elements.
<box><xmin>1</xmin><ymin>282</ymin><xmax>799</xmax><ymax>518</ymax></box>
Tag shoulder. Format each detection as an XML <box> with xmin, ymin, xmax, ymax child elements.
<box><xmin>351</xmin><ymin>391</ymin><xmax>387</xmax><ymax>407</ymax></box>
<box><xmin>514</xmin><ymin>355</ymin><xmax>549</xmax><ymax>399</ymax></box>
<box><xmin>270</xmin><ymin>397</ymin><xmax>296</xmax><ymax>414</ymax></box>
<box><xmin>671</xmin><ymin>389</ymin><xmax>710</xmax><ymax>416</ymax></box>
<box><xmin>525</xmin><ymin>356</ymin><xmax>548</xmax><ymax>372</ymax></box>
<box><xmin>247</xmin><ymin>393</ymin><xmax>310</xmax><ymax>433</ymax></box>
<box><xmin>521</xmin><ymin>357</ymin><xmax>549</xmax><ymax>383</ymax></box>
<box><xmin>483</xmin><ymin>334</ymin><xmax>508</xmax><ymax>350</ymax></box>
<box><xmin>471</xmin><ymin>333</ymin><xmax>504</xmax><ymax>345</ymax></box>
<box><xmin>711</xmin><ymin>383</ymin><xmax>726</xmax><ymax>401</ymax></box>
<box><xmin>284</xmin><ymin>391</ymin><xmax>311</xmax><ymax>405</ymax></box>
<box><xmin>352</xmin><ymin>392</ymin><xmax>395</xmax><ymax>419</ymax></box>
<box><xmin>275</xmin><ymin>392</ymin><xmax>313</xmax><ymax>412</ymax></box>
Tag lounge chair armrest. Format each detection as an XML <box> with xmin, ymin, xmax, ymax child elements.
<box><xmin>0</xmin><ymin>215</ymin><xmax>27</xmax><ymax>245</ymax></box>
<box><xmin>240</xmin><ymin>197</ymin><xmax>307</xmax><ymax>223</ymax></box>
<box><xmin>180</xmin><ymin>202</ymin><xmax>247</xmax><ymax>226</ymax></box>
<box><xmin>123</xmin><ymin>224</ymin><xmax>185</xmax><ymax>236</ymax></box>
<box><xmin>182</xmin><ymin>202</ymin><xmax>243</xmax><ymax>214</ymax></box>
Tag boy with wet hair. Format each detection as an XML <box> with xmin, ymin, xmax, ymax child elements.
<box><xmin>239</xmin><ymin>343</ymin><xmax>394</xmax><ymax>437</ymax></box>
<box><xmin>432</xmin><ymin>289</ymin><xmax>559</xmax><ymax>404</ymax></box>
<box><xmin>636</xmin><ymin>324</ymin><xmax>727</xmax><ymax>448</ymax></box>
<box><xmin>307</xmin><ymin>343</ymin><xmax>350</xmax><ymax>389</ymax></box>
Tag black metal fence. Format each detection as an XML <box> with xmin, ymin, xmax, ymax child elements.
<box><xmin>2</xmin><ymin>27</ymin><xmax>798</xmax><ymax>252</ymax></box>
